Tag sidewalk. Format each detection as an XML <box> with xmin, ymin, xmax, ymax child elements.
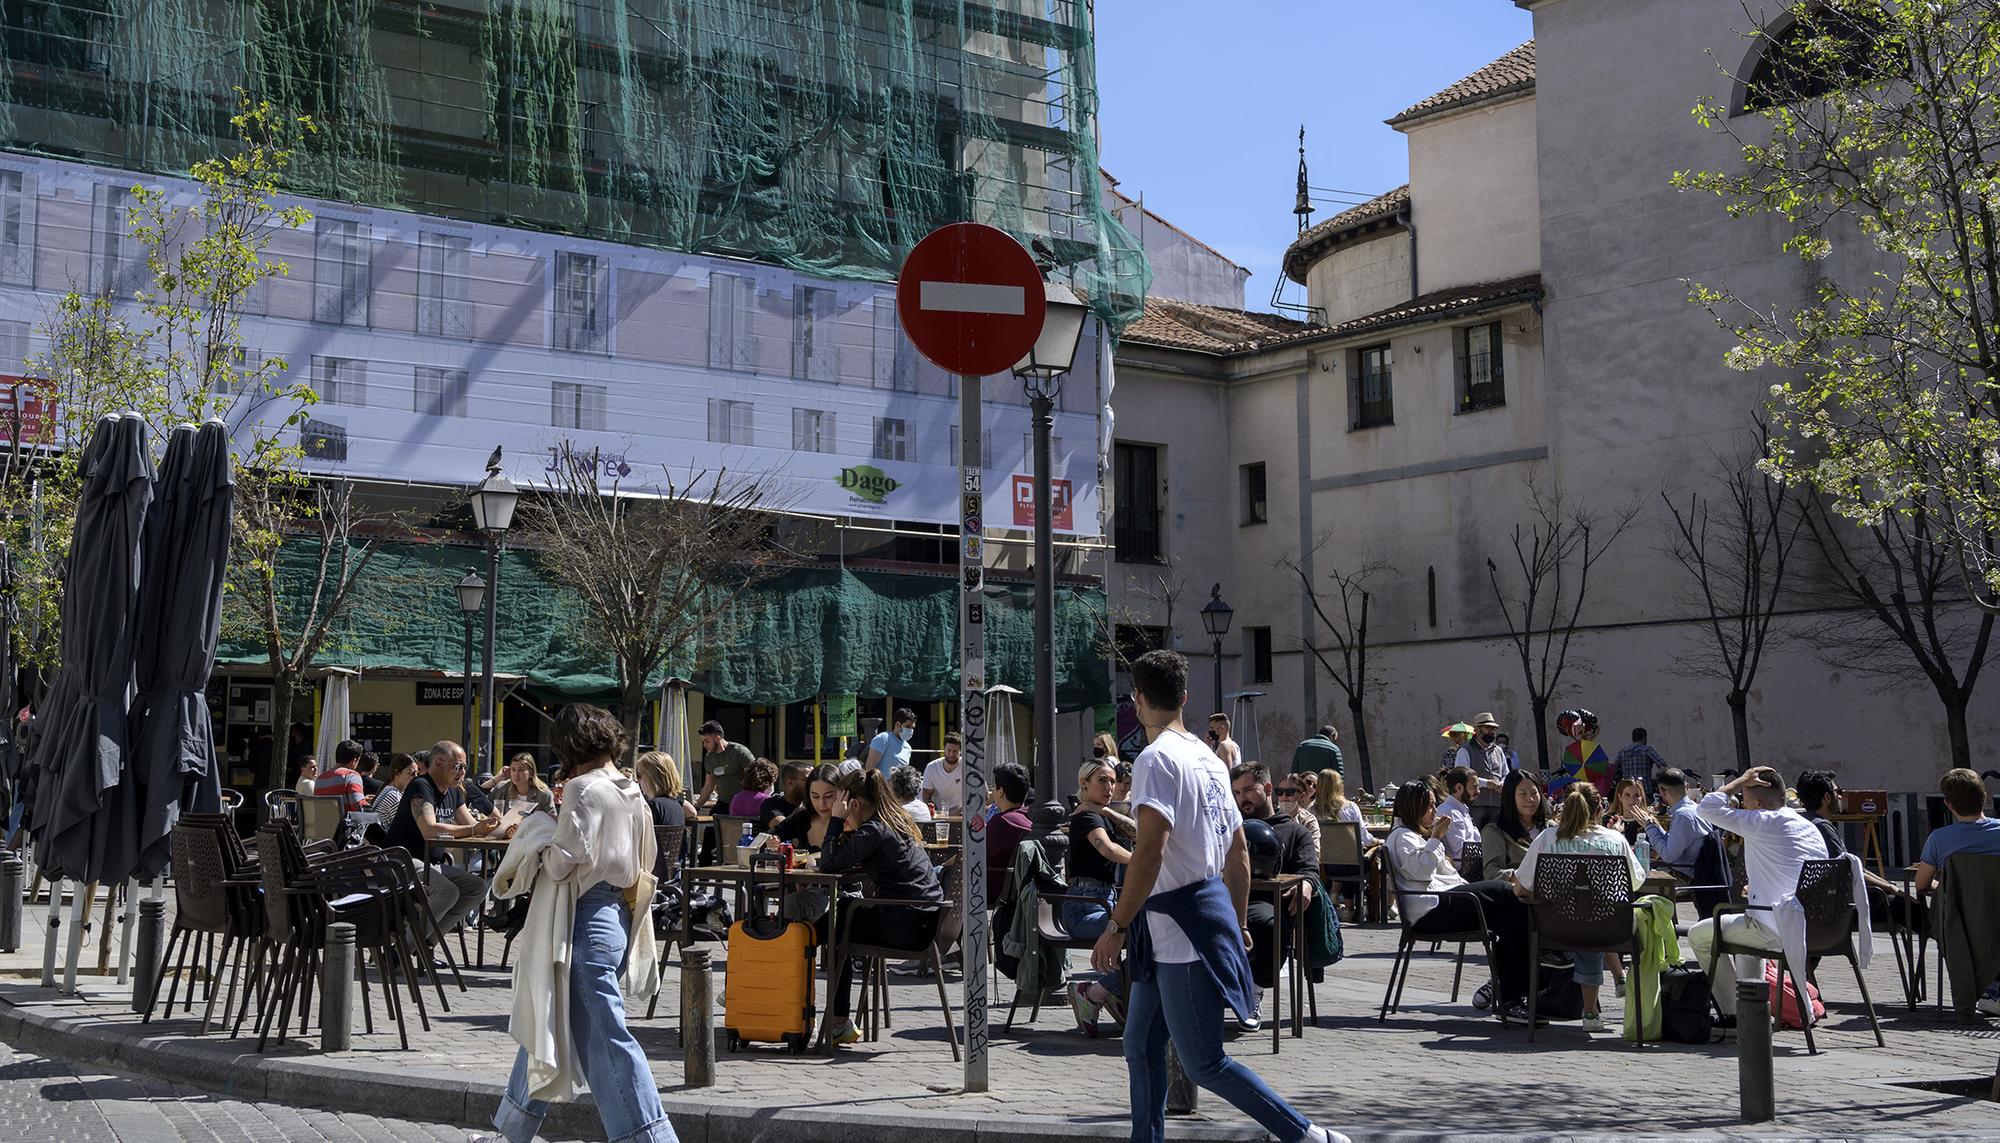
<box><xmin>1</xmin><ymin>883</ymin><xmax>1997</xmax><ymax>1142</ymax></box>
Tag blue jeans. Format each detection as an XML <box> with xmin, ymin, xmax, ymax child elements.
<box><xmin>494</xmin><ymin>883</ymin><xmax>678</xmax><ymax>1143</ymax></box>
<box><xmin>1059</xmin><ymin>878</ymin><xmax>1115</xmax><ymax>940</ymax></box>
<box><xmin>1123</xmin><ymin>959</ymin><xmax>1311</xmax><ymax>1143</ymax></box>
<box><xmin>1572</xmin><ymin>952</ymin><xmax>1604</xmax><ymax>988</ymax></box>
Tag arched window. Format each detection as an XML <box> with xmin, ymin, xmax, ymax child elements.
<box><xmin>1738</xmin><ymin>4</ymin><xmax>1893</xmax><ymax>114</ymax></box>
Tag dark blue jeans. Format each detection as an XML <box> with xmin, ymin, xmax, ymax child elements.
<box><xmin>1123</xmin><ymin>958</ymin><xmax>1311</xmax><ymax>1143</ymax></box>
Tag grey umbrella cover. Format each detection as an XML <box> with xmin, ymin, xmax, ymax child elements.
<box><xmin>25</xmin><ymin>414</ymin><xmax>153</xmax><ymax>883</ymax></box>
<box><xmin>131</xmin><ymin>421</ymin><xmax>233</xmax><ymax>877</ymax></box>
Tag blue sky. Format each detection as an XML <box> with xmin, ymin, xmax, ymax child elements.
<box><xmin>1092</xmin><ymin>1</ymin><xmax>1533</xmax><ymax>312</ymax></box>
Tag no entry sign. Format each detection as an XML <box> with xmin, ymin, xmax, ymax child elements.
<box><xmin>897</xmin><ymin>223</ymin><xmax>1047</xmax><ymax>377</ymax></box>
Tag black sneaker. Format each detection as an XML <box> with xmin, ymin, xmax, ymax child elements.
<box><xmin>1472</xmin><ymin>982</ymin><xmax>1495</xmax><ymax>1011</ymax></box>
<box><xmin>1500</xmin><ymin>1001</ymin><xmax>1550</xmax><ymax>1027</ymax></box>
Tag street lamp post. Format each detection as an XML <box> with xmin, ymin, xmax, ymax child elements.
<box><xmin>468</xmin><ymin>452</ymin><xmax>520</xmax><ymax>776</ymax></box>
<box><xmin>1013</xmin><ymin>282</ymin><xmax>1088</xmax><ymax>801</ymax></box>
<box><xmin>1200</xmin><ymin>584</ymin><xmax>1234</xmax><ymax>723</ymax></box>
<box><xmin>455</xmin><ymin>568</ymin><xmax>486</xmax><ymax>752</ymax></box>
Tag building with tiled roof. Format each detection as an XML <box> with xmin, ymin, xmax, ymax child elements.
<box><xmin>1283</xmin><ymin>185</ymin><xmax>1409</xmax><ymax>286</ymax></box>
<box><xmin>1387</xmin><ymin>40</ymin><xmax>1536</xmax><ymax>128</ymax></box>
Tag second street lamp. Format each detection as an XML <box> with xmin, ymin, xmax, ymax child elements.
<box><xmin>468</xmin><ymin>451</ymin><xmax>520</xmax><ymax>776</ymax></box>
<box><xmin>1013</xmin><ymin>281</ymin><xmax>1088</xmax><ymax>801</ymax></box>
<box><xmin>455</xmin><ymin>568</ymin><xmax>486</xmax><ymax>752</ymax></box>
<box><xmin>1200</xmin><ymin>583</ymin><xmax>1234</xmax><ymax>724</ymax></box>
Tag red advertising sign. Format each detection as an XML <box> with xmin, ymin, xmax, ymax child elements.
<box><xmin>0</xmin><ymin>375</ymin><xmax>56</xmax><ymax>441</ymax></box>
<box><xmin>1011</xmin><ymin>472</ymin><xmax>1072</xmax><ymax>530</ymax></box>
<box><xmin>896</xmin><ymin>223</ymin><xmax>1047</xmax><ymax>377</ymax></box>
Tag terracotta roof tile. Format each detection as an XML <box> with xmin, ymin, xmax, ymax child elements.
<box><xmin>1388</xmin><ymin>41</ymin><xmax>1536</xmax><ymax>128</ymax></box>
<box><xmin>1119</xmin><ymin>297</ymin><xmax>1311</xmax><ymax>355</ymax></box>
<box><xmin>1281</xmin><ymin>184</ymin><xmax>1409</xmax><ymax>284</ymax></box>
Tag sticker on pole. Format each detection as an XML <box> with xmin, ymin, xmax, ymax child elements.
<box><xmin>897</xmin><ymin>223</ymin><xmax>1048</xmax><ymax>377</ymax></box>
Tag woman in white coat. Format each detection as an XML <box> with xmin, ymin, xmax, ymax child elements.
<box><xmin>488</xmin><ymin>703</ymin><xmax>675</xmax><ymax>1143</ymax></box>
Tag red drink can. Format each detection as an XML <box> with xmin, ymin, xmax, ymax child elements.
<box><xmin>780</xmin><ymin>842</ymin><xmax>795</xmax><ymax>867</ymax></box>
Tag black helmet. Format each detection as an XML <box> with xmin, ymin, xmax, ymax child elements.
<box><xmin>1242</xmin><ymin>817</ymin><xmax>1281</xmax><ymax>878</ymax></box>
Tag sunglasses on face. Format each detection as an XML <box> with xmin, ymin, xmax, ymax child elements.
<box><xmin>1276</xmin><ymin>786</ymin><xmax>1299</xmax><ymax>796</ymax></box>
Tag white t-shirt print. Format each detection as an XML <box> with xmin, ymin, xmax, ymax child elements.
<box><xmin>1130</xmin><ymin>727</ymin><xmax>1243</xmax><ymax>964</ymax></box>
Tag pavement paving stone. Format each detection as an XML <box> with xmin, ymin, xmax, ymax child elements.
<box><xmin>0</xmin><ymin>881</ymin><xmax>1996</xmax><ymax>1140</ymax></box>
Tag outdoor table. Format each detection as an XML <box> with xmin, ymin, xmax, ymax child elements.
<box><xmin>455</xmin><ymin>834</ymin><xmax>514</xmax><ymax>968</ymax></box>
<box><xmin>1638</xmin><ymin>869</ymin><xmax>1678</xmax><ymax>900</ymax></box>
<box><xmin>1251</xmin><ymin>873</ymin><xmax>1312</xmax><ymax>1053</ymax></box>
<box><xmin>1826</xmin><ymin>811</ymin><xmax>1889</xmax><ymax>880</ymax></box>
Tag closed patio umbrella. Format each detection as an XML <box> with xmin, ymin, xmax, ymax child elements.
<box><xmin>25</xmin><ymin>413</ymin><xmax>153</xmax><ymax>886</ymax></box>
<box><xmin>130</xmin><ymin>421</ymin><xmax>232</xmax><ymax>878</ymax></box>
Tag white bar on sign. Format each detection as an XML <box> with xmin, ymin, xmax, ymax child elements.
<box><xmin>920</xmin><ymin>281</ymin><xmax>1025</xmax><ymax>316</ymax></box>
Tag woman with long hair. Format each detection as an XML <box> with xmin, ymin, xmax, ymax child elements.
<box><xmin>1281</xmin><ymin>770</ymin><xmax>1322</xmax><ymax>853</ymax></box>
<box><xmin>1607</xmin><ymin>778</ymin><xmax>1650</xmax><ymax>845</ymax></box>
<box><xmin>1480</xmin><ymin>771</ymin><xmax>1548</xmax><ymax>880</ymax></box>
<box><xmin>1510</xmin><ymin>782</ymin><xmax>1644</xmax><ymax>1033</ymax></box>
<box><xmin>1382</xmin><ymin>780</ymin><xmax>1533</xmax><ymax>1020</ymax></box>
<box><xmin>1066</xmin><ymin>758</ymin><xmax>1133</xmax><ymax>1036</ymax></box>
<box><xmin>634</xmin><ymin>750</ymin><xmax>695</xmax><ymax>828</ymax></box>
<box><xmin>491</xmin><ymin>703</ymin><xmax>672</xmax><ymax>1143</ymax></box>
<box><xmin>490</xmin><ymin>752</ymin><xmax>555</xmax><ymax>815</ymax></box>
<box><xmin>817</xmin><ymin>768</ymin><xmax>943</xmax><ymax>1047</ymax></box>
<box><xmin>1091</xmin><ymin>730</ymin><xmax>1121</xmax><ymax>762</ymax></box>
<box><xmin>773</xmin><ymin>763</ymin><xmax>847</xmax><ymax>851</ymax></box>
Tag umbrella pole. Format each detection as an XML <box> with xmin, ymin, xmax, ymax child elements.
<box><xmin>62</xmin><ymin>881</ymin><xmax>88</xmax><ymax>993</ymax></box>
<box><xmin>96</xmin><ymin>882</ymin><xmax>115</xmax><ymax>976</ymax></box>
<box><xmin>116</xmin><ymin>877</ymin><xmax>137</xmax><ymax>984</ymax></box>
<box><xmin>39</xmin><ymin>881</ymin><xmax>61</xmax><ymax>987</ymax></box>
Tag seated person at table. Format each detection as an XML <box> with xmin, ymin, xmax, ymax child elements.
<box><xmin>1643</xmin><ymin>768</ymin><xmax>1711</xmax><ymax>879</ymax></box>
<box><xmin>728</xmin><ymin>757</ymin><xmax>780</xmax><ymax>820</ymax></box>
<box><xmin>1067</xmin><ymin>758</ymin><xmax>1134</xmax><ymax>1036</ymax></box>
<box><xmin>1284</xmin><ymin>771</ymin><xmax>1322</xmax><ymax>854</ymax></box>
<box><xmin>490</xmin><ymin>752</ymin><xmax>555</xmax><ymax>817</ymax></box>
<box><xmin>1796</xmin><ymin>769</ymin><xmax>1925</xmax><ymax>925</ymax></box>
<box><xmin>366</xmin><ymin>753</ymin><xmax>417</xmax><ymax>845</ymax></box>
<box><xmin>1436</xmin><ymin>766</ymin><xmax>1480</xmax><ymax>863</ymax></box>
<box><xmin>922</xmin><ymin>733</ymin><xmax>966</xmax><ymax>814</ymax></box>
<box><xmin>985</xmin><ymin>763</ymin><xmax>1035</xmax><ymax>902</ymax></box>
<box><xmin>357</xmin><ymin>752</ymin><xmax>384</xmax><ymax>798</ymax></box>
<box><xmin>1915</xmin><ymin>767</ymin><xmax>2000</xmax><ymax>1015</ymax></box>
<box><xmin>760</xmin><ymin>762</ymin><xmax>811</xmax><ymax>833</ymax></box>
<box><xmin>1607</xmin><ymin>778</ymin><xmax>1650</xmax><ymax>847</ymax></box>
<box><xmin>1481</xmin><ymin>770</ymin><xmax>1548</xmax><ymax>880</ymax></box>
<box><xmin>773</xmin><ymin>764</ymin><xmax>848</xmax><ymax>852</ymax></box>
<box><xmin>636</xmin><ymin>750</ymin><xmax>696</xmax><ymax>828</ymax></box>
<box><xmin>1383</xmin><ymin>781</ymin><xmax>1533</xmax><ymax>1020</ymax></box>
<box><xmin>1512</xmin><ymin>783</ymin><xmax>1642</xmax><ymax>1033</ymax></box>
<box><xmin>313</xmin><ymin>739</ymin><xmax>368</xmax><ymax>811</ymax></box>
<box><xmin>1686</xmin><ymin>766</ymin><xmax>1828</xmax><ymax>1016</ymax></box>
<box><xmin>1231</xmin><ymin>762</ymin><xmax>1319</xmax><ymax>1013</ymax></box>
<box><xmin>819</xmin><ymin>769</ymin><xmax>944</xmax><ymax>1047</ymax></box>
<box><xmin>890</xmin><ymin>764</ymin><xmax>934</xmax><ymax>823</ymax></box>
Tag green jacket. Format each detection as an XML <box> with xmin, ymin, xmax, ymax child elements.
<box><xmin>1291</xmin><ymin>735</ymin><xmax>1344</xmax><ymax>777</ymax></box>
<box><xmin>1001</xmin><ymin>838</ymin><xmax>1068</xmax><ymax>995</ymax></box>
<box><xmin>1303</xmin><ymin>871</ymin><xmax>1343</xmax><ymax>980</ymax></box>
<box><xmin>1624</xmin><ymin>894</ymin><xmax>1680</xmax><ymax>1042</ymax></box>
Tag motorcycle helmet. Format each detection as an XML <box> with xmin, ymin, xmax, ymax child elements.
<box><xmin>1242</xmin><ymin>817</ymin><xmax>1282</xmax><ymax>879</ymax></box>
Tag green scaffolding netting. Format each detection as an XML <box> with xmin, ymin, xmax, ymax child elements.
<box><xmin>0</xmin><ymin>0</ymin><xmax>1150</xmax><ymax>326</ymax></box>
<box><xmin>218</xmin><ymin>538</ymin><xmax>1111</xmax><ymax>709</ymax></box>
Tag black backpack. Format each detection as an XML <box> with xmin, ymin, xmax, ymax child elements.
<box><xmin>1659</xmin><ymin>963</ymin><xmax>1718</xmax><ymax>1043</ymax></box>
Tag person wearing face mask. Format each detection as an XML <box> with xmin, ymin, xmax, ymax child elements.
<box><xmin>1455</xmin><ymin>713</ymin><xmax>1513</xmax><ymax>806</ymax></box>
<box><xmin>866</xmin><ymin>707</ymin><xmax>918</xmax><ymax>776</ymax></box>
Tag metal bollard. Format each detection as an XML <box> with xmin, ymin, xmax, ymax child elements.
<box><xmin>682</xmin><ymin>949</ymin><xmax>714</xmax><ymax>1088</ymax></box>
<box><xmin>321</xmin><ymin>922</ymin><xmax>356</xmax><ymax>1052</ymax></box>
<box><xmin>0</xmin><ymin>853</ymin><xmax>22</xmax><ymax>952</ymax></box>
<box><xmin>1737</xmin><ymin>973</ymin><xmax>1774</xmax><ymax>1122</ymax></box>
<box><xmin>40</xmin><ymin>880</ymin><xmax>61</xmax><ymax>988</ymax></box>
<box><xmin>1165</xmin><ymin>1042</ymin><xmax>1199</xmax><ymax>1114</ymax></box>
<box><xmin>132</xmin><ymin>897</ymin><xmax>165</xmax><ymax>1015</ymax></box>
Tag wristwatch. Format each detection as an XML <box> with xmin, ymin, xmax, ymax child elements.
<box><xmin>1105</xmin><ymin>916</ymin><xmax>1129</xmax><ymax>936</ymax></box>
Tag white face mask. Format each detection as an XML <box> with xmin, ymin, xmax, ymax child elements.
<box><xmin>1276</xmin><ymin>798</ymin><xmax>1298</xmax><ymax>817</ymax></box>
<box><xmin>897</xmin><ymin>726</ymin><xmax>913</xmax><ymax>742</ymax></box>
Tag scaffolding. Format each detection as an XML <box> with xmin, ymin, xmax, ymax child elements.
<box><xmin>0</xmin><ymin>0</ymin><xmax>1148</xmax><ymax>325</ymax></box>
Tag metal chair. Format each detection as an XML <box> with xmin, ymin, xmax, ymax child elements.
<box><xmin>1704</xmin><ymin>857</ymin><xmax>1880</xmax><ymax>1055</ymax></box>
<box><xmin>1003</xmin><ymin>888</ymin><xmax>1110</xmax><ymax>1028</ymax></box>
<box><xmin>298</xmin><ymin>795</ymin><xmax>346</xmax><ymax>845</ymax></box>
<box><xmin>1523</xmin><ymin>853</ymin><xmax>1646</xmax><ymax>1045</ymax></box>
<box><xmin>832</xmin><ymin>897</ymin><xmax>959</xmax><ymax>1061</ymax></box>
<box><xmin>1456</xmin><ymin>839</ymin><xmax>1485</xmax><ymax>882</ymax></box>
<box><xmin>1378</xmin><ymin>843</ymin><xmax>1502</xmax><ymax>1022</ymax></box>
<box><xmin>644</xmin><ymin>823</ymin><xmax>690</xmax><ymax>1019</ymax></box>
<box><xmin>713</xmin><ymin>814</ymin><xmax>756</xmax><ymax>864</ymax></box>
<box><xmin>1319</xmin><ymin>819</ymin><xmax>1371</xmax><ymax>920</ymax></box>
<box><xmin>145</xmin><ymin>821</ymin><xmax>261</xmax><ymax>1033</ymax></box>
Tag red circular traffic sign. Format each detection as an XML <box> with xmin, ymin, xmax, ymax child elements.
<box><xmin>896</xmin><ymin>223</ymin><xmax>1047</xmax><ymax>377</ymax></box>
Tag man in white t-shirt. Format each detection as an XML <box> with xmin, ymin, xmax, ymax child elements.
<box><xmin>921</xmin><ymin>731</ymin><xmax>965</xmax><ymax>813</ymax></box>
<box><xmin>1091</xmin><ymin>650</ymin><xmax>1345</xmax><ymax>1143</ymax></box>
<box><xmin>865</xmin><ymin>707</ymin><xmax>916</xmax><ymax>775</ymax></box>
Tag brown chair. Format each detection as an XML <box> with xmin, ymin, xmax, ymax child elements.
<box><xmin>1002</xmin><ymin>889</ymin><xmax>1107</xmax><ymax>1028</ymax></box>
<box><xmin>831</xmin><ymin>897</ymin><xmax>959</xmax><ymax>1061</ymax></box>
<box><xmin>1319</xmin><ymin>819</ymin><xmax>1371</xmax><ymax>921</ymax></box>
<box><xmin>1378</xmin><ymin>840</ymin><xmax>1502</xmax><ymax>1023</ymax></box>
<box><xmin>144</xmin><ymin>821</ymin><xmax>261</xmax><ymax>1033</ymax></box>
<box><xmin>644</xmin><ymin>823</ymin><xmax>690</xmax><ymax>1020</ymax></box>
<box><xmin>1523</xmin><ymin>853</ymin><xmax>1646</xmax><ymax>1045</ymax></box>
<box><xmin>714</xmin><ymin>814</ymin><xmax>756</xmax><ymax>864</ymax></box>
<box><xmin>1704</xmin><ymin>857</ymin><xmax>1881</xmax><ymax>1054</ymax></box>
<box><xmin>1456</xmin><ymin>839</ymin><xmax>1485</xmax><ymax>882</ymax></box>
<box><xmin>298</xmin><ymin>795</ymin><xmax>346</xmax><ymax>846</ymax></box>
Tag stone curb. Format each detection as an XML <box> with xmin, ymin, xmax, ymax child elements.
<box><xmin>3</xmin><ymin>994</ymin><xmax>1998</xmax><ymax>1142</ymax></box>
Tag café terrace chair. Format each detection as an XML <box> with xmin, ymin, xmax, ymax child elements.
<box><xmin>644</xmin><ymin>823</ymin><xmax>691</xmax><ymax>1020</ymax></box>
<box><xmin>298</xmin><ymin>794</ymin><xmax>346</xmax><ymax>846</ymax></box>
<box><xmin>834</xmin><ymin>896</ymin><xmax>960</xmax><ymax>1061</ymax></box>
<box><xmin>1319</xmin><ymin>819</ymin><xmax>1371</xmax><ymax>922</ymax></box>
<box><xmin>1379</xmin><ymin>843</ymin><xmax>1502</xmax><ymax>1024</ymax></box>
<box><xmin>1523</xmin><ymin>853</ymin><xmax>1646</xmax><ymax>1046</ymax></box>
<box><xmin>1704</xmin><ymin>857</ymin><xmax>1881</xmax><ymax>1055</ymax></box>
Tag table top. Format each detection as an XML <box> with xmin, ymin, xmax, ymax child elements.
<box><xmin>1252</xmin><ymin>873</ymin><xmax>1311</xmax><ymax>891</ymax></box>
<box><xmin>681</xmin><ymin>864</ymin><xmax>862</xmax><ymax>888</ymax></box>
<box><xmin>1826</xmin><ymin>812</ymin><xmax>1886</xmax><ymax>822</ymax></box>
<box><xmin>452</xmin><ymin>836</ymin><xmax>515</xmax><ymax>851</ymax></box>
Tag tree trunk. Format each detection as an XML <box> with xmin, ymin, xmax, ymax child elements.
<box><xmin>1531</xmin><ymin>696</ymin><xmax>1551</xmax><ymax>774</ymax></box>
<box><xmin>1943</xmin><ymin>694</ymin><xmax>1972</xmax><ymax>771</ymax></box>
<box><xmin>620</xmin><ymin>674</ymin><xmax>648</xmax><ymax>763</ymax></box>
<box><xmin>1727</xmin><ymin>690</ymin><xmax>1752</xmax><ymax>774</ymax></box>
<box><xmin>1348</xmin><ymin>694</ymin><xmax>1374</xmax><ymax>793</ymax></box>
<box><xmin>269</xmin><ymin>671</ymin><xmax>297</xmax><ymax>793</ymax></box>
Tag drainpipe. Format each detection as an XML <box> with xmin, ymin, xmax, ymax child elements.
<box><xmin>1403</xmin><ymin>206</ymin><xmax>1419</xmax><ymax>299</ymax></box>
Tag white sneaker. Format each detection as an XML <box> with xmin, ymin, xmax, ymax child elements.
<box><xmin>1237</xmin><ymin>986</ymin><xmax>1264</xmax><ymax>1033</ymax></box>
<box><xmin>1613</xmin><ymin>979</ymin><xmax>1627</xmax><ymax>999</ymax></box>
<box><xmin>1302</xmin><ymin>1127</ymin><xmax>1352</xmax><ymax>1143</ymax></box>
<box><xmin>1580</xmin><ymin>1010</ymin><xmax>1607</xmax><ymax>1033</ymax></box>
<box><xmin>1977</xmin><ymin>995</ymin><xmax>2000</xmax><ymax>1018</ymax></box>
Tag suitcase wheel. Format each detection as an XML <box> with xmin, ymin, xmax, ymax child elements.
<box><xmin>725</xmin><ymin>1030</ymin><xmax>741</xmax><ymax>1053</ymax></box>
<box><xmin>784</xmin><ymin>1033</ymin><xmax>807</xmax><ymax>1054</ymax></box>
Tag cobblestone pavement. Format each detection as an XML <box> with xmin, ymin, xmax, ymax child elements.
<box><xmin>0</xmin><ymin>1040</ymin><xmax>492</xmax><ymax>1142</ymax></box>
<box><xmin>2</xmin><ymin>880</ymin><xmax>1999</xmax><ymax>1140</ymax></box>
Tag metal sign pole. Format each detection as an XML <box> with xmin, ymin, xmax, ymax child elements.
<box><xmin>958</xmin><ymin>371</ymin><xmax>990</xmax><ymax>1093</ymax></box>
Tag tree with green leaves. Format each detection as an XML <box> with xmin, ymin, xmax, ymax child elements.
<box><xmin>1677</xmin><ymin>0</ymin><xmax>2000</xmax><ymax>611</ymax></box>
<box><xmin>2</xmin><ymin>98</ymin><xmax>318</xmax><ymax>684</ymax></box>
